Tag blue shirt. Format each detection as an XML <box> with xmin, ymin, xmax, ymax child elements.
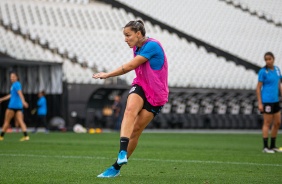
<box><xmin>134</xmin><ymin>40</ymin><xmax>164</xmax><ymax>70</ymax></box>
<box><xmin>8</xmin><ymin>81</ymin><xmax>23</xmax><ymax>109</ymax></box>
<box><xmin>258</xmin><ymin>66</ymin><xmax>282</xmax><ymax>103</ymax></box>
<box><xmin>37</xmin><ymin>96</ymin><xmax>47</xmax><ymax>116</ymax></box>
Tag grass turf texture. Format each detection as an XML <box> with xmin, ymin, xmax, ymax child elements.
<box><xmin>0</xmin><ymin>132</ymin><xmax>282</xmax><ymax>184</ymax></box>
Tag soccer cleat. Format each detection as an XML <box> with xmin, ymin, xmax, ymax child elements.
<box><xmin>272</xmin><ymin>147</ymin><xmax>282</xmax><ymax>153</ymax></box>
<box><xmin>117</xmin><ymin>150</ymin><xmax>128</xmax><ymax>166</ymax></box>
<box><xmin>0</xmin><ymin>136</ymin><xmax>4</xmax><ymax>141</ymax></box>
<box><xmin>20</xmin><ymin>136</ymin><xmax>30</xmax><ymax>142</ymax></box>
<box><xmin>97</xmin><ymin>166</ymin><xmax>120</xmax><ymax>178</ymax></box>
<box><xmin>262</xmin><ymin>147</ymin><xmax>275</xmax><ymax>153</ymax></box>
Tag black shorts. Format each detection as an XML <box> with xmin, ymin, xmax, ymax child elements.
<box><xmin>263</xmin><ymin>102</ymin><xmax>280</xmax><ymax>114</ymax></box>
<box><xmin>7</xmin><ymin>108</ymin><xmax>23</xmax><ymax>113</ymax></box>
<box><xmin>128</xmin><ymin>85</ymin><xmax>163</xmax><ymax>116</ymax></box>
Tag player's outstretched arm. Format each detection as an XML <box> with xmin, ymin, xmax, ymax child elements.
<box><xmin>92</xmin><ymin>55</ymin><xmax>147</xmax><ymax>79</ymax></box>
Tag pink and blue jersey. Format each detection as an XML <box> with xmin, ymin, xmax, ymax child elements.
<box><xmin>132</xmin><ymin>38</ymin><xmax>169</xmax><ymax>106</ymax></box>
<box><xmin>258</xmin><ymin>66</ymin><xmax>282</xmax><ymax>103</ymax></box>
<box><xmin>8</xmin><ymin>81</ymin><xmax>23</xmax><ymax>109</ymax></box>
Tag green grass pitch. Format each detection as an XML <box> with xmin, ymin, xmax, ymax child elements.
<box><xmin>0</xmin><ymin>131</ymin><xmax>282</xmax><ymax>184</ymax></box>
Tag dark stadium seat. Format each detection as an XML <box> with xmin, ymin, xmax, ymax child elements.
<box><xmin>152</xmin><ymin>113</ymin><xmax>170</xmax><ymax>129</ymax></box>
<box><xmin>182</xmin><ymin>114</ymin><xmax>204</xmax><ymax>129</ymax></box>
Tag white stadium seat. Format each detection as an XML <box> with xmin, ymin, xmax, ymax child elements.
<box><xmin>0</xmin><ymin>0</ymin><xmax>276</xmax><ymax>88</ymax></box>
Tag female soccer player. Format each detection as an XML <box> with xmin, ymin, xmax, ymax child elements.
<box><xmin>0</xmin><ymin>71</ymin><xmax>30</xmax><ymax>141</ymax></box>
<box><xmin>93</xmin><ymin>20</ymin><xmax>169</xmax><ymax>177</ymax></box>
<box><xmin>256</xmin><ymin>52</ymin><xmax>282</xmax><ymax>153</ymax></box>
<box><xmin>32</xmin><ymin>90</ymin><xmax>48</xmax><ymax>133</ymax></box>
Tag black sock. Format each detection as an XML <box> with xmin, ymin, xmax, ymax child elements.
<box><xmin>112</xmin><ymin>160</ymin><xmax>122</xmax><ymax>170</ymax></box>
<box><xmin>0</xmin><ymin>132</ymin><xmax>5</xmax><ymax>137</ymax></box>
<box><xmin>23</xmin><ymin>132</ymin><xmax>28</xmax><ymax>137</ymax></box>
<box><xmin>263</xmin><ymin>138</ymin><xmax>268</xmax><ymax>148</ymax></box>
<box><xmin>270</xmin><ymin>137</ymin><xmax>276</xmax><ymax>149</ymax></box>
<box><xmin>120</xmin><ymin>137</ymin><xmax>129</xmax><ymax>152</ymax></box>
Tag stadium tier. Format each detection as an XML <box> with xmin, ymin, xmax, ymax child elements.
<box><xmin>1</xmin><ymin>0</ymin><xmax>281</xmax><ymax>130</ymax></box>
<box><xmin>0</xmin><ymin>26</ymin><xmax>62</xmax><ymax>62</ymax></box>
<box><xmin>0</xmin><ymin>0</ymin><xmax>260</xmax><ymax>89</ymax></box>
<box><xmin>237</xmin><ymin>0</ymin><xmax>282</xmax><ymax>24</ymax></box>
<box><xmin>117</xmin><ymin>0</ymin><xmax>282</xmax><ymax>67</ymax></box>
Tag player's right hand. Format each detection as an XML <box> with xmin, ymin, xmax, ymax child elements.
<box><xmin>258</xmin><ymin>103</ymin><xmax>263</xmax><ymax>113</ymax></box>
<box><xmin>23</xmin><ymin>102</ymin><xmax>29</xmax><ymax>108</ymax></box>
<box><xmin>92</xmin><ymin>72</ymin><xmax>108</xmax><ymax>79</ymax></box>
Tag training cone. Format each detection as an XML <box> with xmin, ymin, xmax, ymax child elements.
<box><xmin>88</xmin><ymin>128</ymin><xmax>96</xmax><ymax>134</ymax></box>
<box><xmin>95</xmin><ymin>128</ymin><xmax>102</xmax><ymax>134</ymax></box>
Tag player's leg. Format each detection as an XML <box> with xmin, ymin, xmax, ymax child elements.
<box><xmin>270</xmin><ymin>111</ymin><xmax>281</xmax><ymax>152</ymax></box>
<box><xmin>42</xmin><ymin>116</ymin><xmax>49</xmax><ymax>133</ymax></box>
<box><xmin>107</xmin><ymin>110</ymin><xmax>153</xmax><ymax>176</ymax></box>
<box><xmin>33</xmin><ymin>115</ymin><xmax>40</xmax><ymax>133</ymax></box>
<box><xmin>0</xmin><ymin>109</ymin><xmax>15</xmax><ymax>140</ymax></box>
<box><xmin>97</xmin><ymin>93</ymin><xmax>143</xmax><ymax>178</ymax></box>
<box><xmin>15</xmin><ymin>119</ymin><xmax>20</xmax><ymax>132</ymax></box>
<box><xmin>127</xmin><ymin>109</ymin><xmax>154</xmax><ymax>158</ymax></box>
<box><xmin>116</xmin><ymin>93</ymin><xmax>144</xmax><ymax>165</ymax></box>
<box><xmin>15</xmin><ymin>111</ymin><xmax>29</xmax><ymax>141</ymax></box>
<box><xmin>114</xmin><ymin>99</ymin><xmax>158</xmax><ymax>169</ymax></box>
<box><xmin>262</xmin><ymin>113</ymin><xmax>274</xmax><ymax>153</ymax></box>
<box><xmin>120</xmin><ymin>93</ymin><xmax>144</xmax><ymax>138</ymax></box>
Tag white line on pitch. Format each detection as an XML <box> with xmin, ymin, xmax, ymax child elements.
<box><xmin>0</xmin><ymin>153</ymin><xmax>281</xmax><ymax>167</ymax></box>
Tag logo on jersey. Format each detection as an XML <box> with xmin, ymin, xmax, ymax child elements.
<box><xmin>129</xmin><ymin>86</ymin><xmax>136</xmax><ymax>94</ymax></box>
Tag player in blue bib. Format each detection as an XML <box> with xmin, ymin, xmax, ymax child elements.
<box><xmin>256</xmin><ymin>52</ymin><xmax>282</xmax><ymax>153</ymax></box>
<box><xmin>33</xmin><ymin>91</ymin><xmax>49</xmax><ymax>133</ymax></box>
<box><xmin>0</xmin><ymin>72</ymin><xmax>30</xmax><ymax>141</ymax></box>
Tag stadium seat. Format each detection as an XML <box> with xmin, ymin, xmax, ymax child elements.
<box><xmin>0</xmin><ymin>0</ymin><xmax>260</xmax><ymax>88</ymax></box>
<box><xmin>118</xmin><ymin>0</ymin><xmax>282</xmax><ymax>67</ymax></box>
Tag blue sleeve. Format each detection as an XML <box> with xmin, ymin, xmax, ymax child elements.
<box><xmin>258</xmin><ymin>69</ymin><xmax>264</xmax><ymax>82</ymax></box>
<box><xmin>277</xmin><ymin>67</ymin><xmax>282</xmax><ymax>79</ymax></box>
<box><xmin>14</xmin><ymin>82</ymin><xmax>22</xmax><ymax>91</ymax></box>
<box><xmin>37</xmin><ymin>97</ymin><xmax>45</xmax><ymax>107</ymax></box>
<box><xmin>139</xmin><ymin>41</ymin><xmax>164</xmax><ymax>70</ymax></box>
<box><xmin>37</xmin><ymin>98</ymin><xmax>42</xmax><ymax>106</ymax></box>
<box><xmin>139</xmin><ymin>42</ymin><xmax>159</xmax><ymax>59</ymax></box>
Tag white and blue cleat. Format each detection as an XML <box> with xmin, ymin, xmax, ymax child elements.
<box><xmin>97</xmin><ymin>166</ymin><xmax>120</xmax><ymax>178</ymax></box>
<box><xmin>117</xmin><ymin>150</ymin><xmax>128</xmax><ymax>166</ymax></box>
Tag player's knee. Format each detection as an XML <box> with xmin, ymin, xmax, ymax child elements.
<box><xmin>124</xmin><ymin>107</ymin><xmax>138</xmax><ymax>117</ymax></box>
<box><xmin>273</xmin><ymin>121</ymin><xmax>281</xmax><ymax>128</ymax></box>
<box><xmin>3</xmin><ymin>120</ymin><xmax>11</xmax><ymax>125</ymax></box>
<box><xmin>263</xmin><ymin>120</ymin><xmax>272</xmax><ymax>126</ymax></box>
<box><xmin>134</xmin><ymin>124</ymin><xmax>142</xmax><ymax>132</ymax></box>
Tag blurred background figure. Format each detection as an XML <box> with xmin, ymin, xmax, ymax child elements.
<box><xmin>112</xmin><ymin>95</ymin><xmax>122</xmax><ymax>131</ymax></box>
<box><xmin>32</xmin><ymin>90</ymin><xmax>49</xmax><ymax>133</ymax></box>
<box><xmin>0</xmin><ymin>71</ymin><xmax>29</xmax><ymax>141</ymax></box>
<box><xmin>256</xmin><ymin>52</ymin><xmax>282</xmax><ymax>153</ymax></box>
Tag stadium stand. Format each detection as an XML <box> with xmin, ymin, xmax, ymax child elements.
<box><xmin>150</xmin><ymin>89</ymin><xmax>263</xmax><ymax>129</ymax></box>
<box><xmin>0</xmin><ymin>0</ymin><xmax>259</xmax><ymax>89</ymax></box>
<box><xmin>219</xmin><ymin>0</ymin><xmax>282</xmax><ymax>27</ymax></box>
<box><xmin>116</xmin><ymin>0</ymin><xmax>282</xmax><ymax>67</ymax></box>
<box><xmin>234</xmin><ymin>0</ymin><xmax>282</xmax><ymax>24</ymax></box>
<box><xmin>0</xmin><ymin>26</ymin><xmax>62</xmax><ymax>62</ymax></box>
<box><xmin>0</xmin><ymin>0</ymin><xmax>280</xmax><ymax>129</ymax></box>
